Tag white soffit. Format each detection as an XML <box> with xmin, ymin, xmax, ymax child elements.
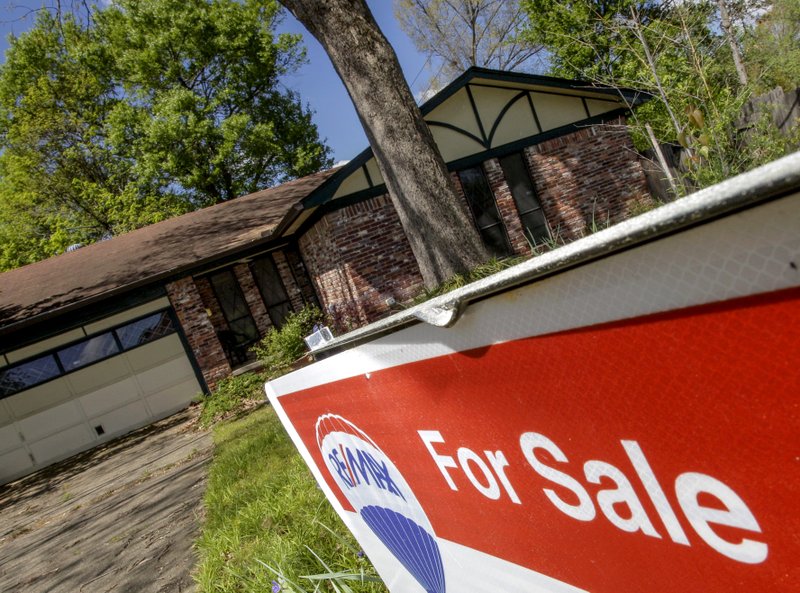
<box><xmin>333</xmin><ymin>167</ymin><xmax>370</xmax><ymax>199</ymax></box>
<box><xmin>426</xmin><ymin>88</ymin><xmax>484</xmax><ymax>139</ymax></box>
<box><xmin>469</xmin><ymin>84</ymin><xmax>523</xmax><ymax>139</ymax></box>
<box><xmin>532</xmin><ymin>91</ymin><xmax>587</xmax><ymax>131</ymax></box>
<box><xmin>365</xmin><ymin>158</ymin><xmax>383</xmax><ymax>186</ymax></box>
<box><xmin>492</xmin><ymin>96</ymin><xmax>540</xmax><ymax>147</ymax></box>
<box><xmin>430</xmin><ymin>126</ymin><xmax>486</xmax><ymax>161</ymax></box>
<box><xmin>586</xmin><ymin>97</ymin><xmax>623</xmax><ymax>117</ymax></box>
<box><xmin>284</xmin><ymin>207</ymin><xmax>315</xmax><ymax>235</ymax></box>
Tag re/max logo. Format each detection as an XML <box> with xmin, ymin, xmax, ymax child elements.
<box><xmin>327</xmin><ymin>443</ymin><xmax>406</xmax><ymax>500</ymax></box>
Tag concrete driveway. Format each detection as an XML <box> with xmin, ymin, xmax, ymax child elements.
<box><xmin>0</xmin><ymin>407</ymin><xmax>212</xmax><ymax>593</ymax></box>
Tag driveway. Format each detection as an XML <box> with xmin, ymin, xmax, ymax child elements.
<box><xmin>0</xmin><ymin>407</ymin><xmax>212</xmax><ymax>593</ymax></box>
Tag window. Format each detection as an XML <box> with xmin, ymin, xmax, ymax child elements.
<box><xmin>458</xmin><ymin>166</ymin><xmax>512</xmax><ymax>257</ymax></box>
<box><xmin>0</xmin><ymin>354</ymin><xmax>60</xmax><ymax>397</ymax></box>
<box><xmin>500</xmin><ymin>153</ymin><xmax>550</xmax><ymax>246</ymax></box>
<box><xmin>58</xmin><ymin>333</ymin><xmax>119</xmax><ymax>371</ymax></box>
<box><xmin>0</xmin><ymin>308</ymin><xmax>178</xmax><ymax>398</ymax></box>
<box><xmin>250</xmin><ymin>256</ymin><xmax>292</xmax><ymax>329</ymax></box>
<box><xmin>116</xmin><ymin>311</ymin><xmax>175</xmax><ymax>350</ymax></box>
<box><xmin>208</xmin><ymin>270</ymin><xmax>260</xmax><ymax>359</ymax></box>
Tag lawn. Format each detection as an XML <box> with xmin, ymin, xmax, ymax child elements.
<box><xmin>194</xmin><ymin>403</ymin><xmax>386</xmax><ymax>593</ymax></box>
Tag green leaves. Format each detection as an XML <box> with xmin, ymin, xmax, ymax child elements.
<box><xmin>0</xmin><ymin>0</ymin><xmax>331</xmax><ymax>271</ymax></box>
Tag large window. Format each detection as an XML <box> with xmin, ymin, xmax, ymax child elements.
<box><xmin>250</xmin><ymin>255</ymin><xmax>292</xmax><ymax>329</ymax></box>
<box><xmin>208</xmin><ymin>270</ymin><xmax>260</xmax><ymax>363</ymax></box>
<box><xmin>0</xmin><ymin>354</ymin><xmax>60</xmax><ymax>397</ymax></box>
<box><xmin>500</xmin><ymin>153</ymin><xmax>550</xmax><ymax>246</ymax></box>
<box><xmin>0</xmin><ymin>310</ymin><xmax>177</xmax><ymax>398</ymax></box>
<box><xmin>458</xmin><ymin>166</ymin><xmax>512</xmax><ymax>257</ymax></box>
<box><xmin>58</xmin><ymin>333</ymin><xmax>119</xmax><ymax>371</ymax></box>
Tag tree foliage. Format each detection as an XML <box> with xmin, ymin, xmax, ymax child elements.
<box><xmin>395</xmin><ymin>0</ymin><xmax>543</xmax><ymax>85</ymax></box>
<box><xmin>0</xmin><ymin>0</ymin><xmax>331</xmax><ymax>271</ymax></box>
<box><xmin>744</xmin><ymin>0</ymin><xmax>800</xmax><ymax>92</ymax></box>
<box><xmin>521</xmin><ymin>0</ymin><xmax>799</xmax><ymax>192</ymax></box>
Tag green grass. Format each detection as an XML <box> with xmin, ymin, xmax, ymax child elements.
<box><xmin>411</xmin><ymin>256</ymin><xmax>526</xmax><ymax>304</ymax></box>
<box><xmin>195</xmin><ymin>405</ymin><xmax>386</xmax><ymax>593</ymax></box>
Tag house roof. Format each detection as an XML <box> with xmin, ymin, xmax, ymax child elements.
<box><xmin>0</xmin><ymin>167</ymin><xmax>338</xmax><ymax>336</ymax></box>
<box><xmin>0</xmin><ymin>67</ymin><xmax>651</xmax><ymax>342</ymax></box>
<box><xmin>299</xmin><ymin>67</ymin><xmax>652</xmax><ymax>209</ymax></box>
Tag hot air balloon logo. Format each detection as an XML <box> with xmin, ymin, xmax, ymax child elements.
<box><xmin>316</xmin><ymin>414</ymin><xmax>446</xmax><ymax>593</ymax></box>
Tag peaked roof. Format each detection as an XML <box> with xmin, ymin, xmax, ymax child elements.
<box><xmin>299</xmin><ymin>66</ymin><xmax>651</xmax><ymax>208</ymax></box>
<box><xmin>0</xmin><ymin>168</ymin><xmax>338</xmax><ymax>336</ymax></box>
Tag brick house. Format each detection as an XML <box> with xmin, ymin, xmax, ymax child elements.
<box><xmin>0</xmin><ymin>68</ymin><xmax>653</xmax><ymax>483</ymax></box>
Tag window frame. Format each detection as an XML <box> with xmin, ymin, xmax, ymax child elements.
<box><xmin>0</xmin><ymin>309</ymin><xmax>177</xmax><ymax>399</ymax></box>
<box><xmin>499</xmin><ymin>152</ymin><xmax>551</xmax><ymax>246</ymax></box>
<box><xmin>457</xmin><ymin>164</ymin><xmax>513</xmax><ymax>257</ymax></box>
<box><xmin>249</xmin><ymin>254</ymin><xmax>293</xmax><ymax>329</ymax></box>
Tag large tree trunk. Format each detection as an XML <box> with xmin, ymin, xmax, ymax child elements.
<box><xmin>280</xmin><ymin>0</ymin><xmax>488</xmax><ymax>288</ymax></box>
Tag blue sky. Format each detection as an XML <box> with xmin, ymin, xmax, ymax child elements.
<box><xmin>0</xmin><ymin>1</ymin><xmax>432</xmax><ymax>163</ymax></box>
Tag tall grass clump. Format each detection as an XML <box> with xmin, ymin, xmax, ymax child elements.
<box><xmin>412</xmin><ymin>256</ymin><xmax>525</xmax><ymax>304</ymax></box>
<box><xmin>194</xmin><ymin>405</ymin><xmax>385</xmax><ymax>593</ymax></box>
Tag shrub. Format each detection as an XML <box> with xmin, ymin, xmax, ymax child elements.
<box><xmin>251</xmin><ymin>305</ymin><xmax>324</xmax><ymax>376</ymax></box>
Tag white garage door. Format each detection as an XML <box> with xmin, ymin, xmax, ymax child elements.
<box><xmin>0</xmin><ymin>298</ymin><xmax>203</xmax><ymax>485</ymax></box>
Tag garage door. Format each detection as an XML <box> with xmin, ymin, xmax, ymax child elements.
<box><xmin>0</xmin><ymin>298</ymin><xmax>203</xmax><ymax>485</ymax></box>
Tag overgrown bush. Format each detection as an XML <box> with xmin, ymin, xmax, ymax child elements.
<box><xmin>251</xmin><ymin>305</ymin><xmax>324</xmax><ymax>376</ymax></box>
<box><xmin>198</xmin><ymin>371</ymin><xmax>267</xmax><ymax>427</ymax></box>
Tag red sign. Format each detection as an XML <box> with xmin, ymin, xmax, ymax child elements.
<box><xmin>271</xmin><ymin>287</ymin><xmax>799</xmax><ymax>593</ymax></box>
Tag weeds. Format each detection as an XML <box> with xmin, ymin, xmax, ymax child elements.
<box><xmin>198</xmin><ymin>371</ymin><xmax>268</xmax><ymax>427</ymax></box>
<box><xmin>412</xmin><ymin>256</ymin><xmax>525</xmax><ymax>304</ymax></box>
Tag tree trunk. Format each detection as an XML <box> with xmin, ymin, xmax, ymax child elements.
<box><xmin>716</xmin><ymin>0</ymin><xmax>748</xmax><ymax>87</ymax></box>
<box><xmin>279</xmin><ymin>0</ymin><xmax>488</xmax><ymax>288</ymax></box>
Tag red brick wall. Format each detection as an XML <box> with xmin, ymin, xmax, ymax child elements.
<box><xmin>523</xmin><ymin>117</ymin><xmax>654</xmax><ymax>243</ymax></box>
<box><xmin>296</xmin><ymin>119</ymin><xmax>653</xmax><ymax>334</ymax></box>
<box><xmin>165</xmin><ymin>277</ymin><xmax>230</xmax><ymax>390</ymax></box>
<box><xmin>298</xmin><ymin>194</ymin><xmax>424</xmax><ymax>333</ymax></box>
<box><xmin>284</xmin><ymin>249</ymin><xmax>320</xmax><ymax>308</ymax></box>
<box><xmin>194</xmin><ymin>276</ymin><xmax>228</xmax><ymax>335</ymax></box>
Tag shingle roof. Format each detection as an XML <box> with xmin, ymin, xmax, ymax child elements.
<box><xmin>0</xmin><ymin>168</ymin><xmax>338</xmax><ymax>334</ymax></box>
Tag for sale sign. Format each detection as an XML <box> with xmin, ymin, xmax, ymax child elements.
<box><xmin>266</xmin><ymin>190</ymin><xmax>800</xmax><ymax>593</ymax></box>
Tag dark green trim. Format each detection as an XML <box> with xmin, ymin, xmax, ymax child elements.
<box><xmin>0</xmin><ymin>308</ymin><xmax>185</xmax><ymax>400</ymax></box>
<box><xmin>468</xmin><ymin>81</ymin><xmax>636</xmax><ymax>105</ymax></box>
<box><xmin>0</xmin><ymin>284</ymin><xmax>167</xmax><ymax>353</ymax></box>
<box><xmin>295</xmin><ymin>185</ymin><xmax>388</xmax><ymax>237</ymax></box>
<box><xmin>419</xmin><ymin>67</ymin><xmax>649</xmax><ymax>114</ymax></box>
<box><xmin>465</xmin><ymin>85</ymin><xmax>489</xmax><ymax>145</ymax></box>
<box><xmin>445</xmin><ymin>108</ymin><xmax>631</xmax><ymax>172</ymax></box>
<box><xmin>581</xmin><ymin>97</ymin><xmax>591</xmax><ymax>119</ymax></box>
<box><xmin>299</xmin><ymin>108</ymin><xmax>632</xmax><ymax>226</ymax></box>
<box><xmin>427</xmin><ymin>120</ymin><xmax>488</xmax><ymax>149</ymax></box>
<box><xmin>300</xmin><ymin>67</ymin><xmax>650</xmax><ymax>211</ymax></box>
<box><xmin>0</xmin><ymin>237</ymin><xmax>298</xmax><ymax>346</ymax></box>
<box><xmin>167</xmin><ymin>307</ymin><xmax>210</xmax><ymax>395</ymax></box>
<box><xmin>362</xmin><ymin>164</ymin><xmax>374</xmax><ymax>187</ymax></box>
<box><xmin>487</xmin><ymin>91</ymin><xmax>529</xmax><ymax>147</ymax></box>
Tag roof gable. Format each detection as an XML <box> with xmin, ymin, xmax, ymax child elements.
<box><xmin>301</xmin><ymin>67</ymin><xmax>650</xmax><ymax>210</ymax></box>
